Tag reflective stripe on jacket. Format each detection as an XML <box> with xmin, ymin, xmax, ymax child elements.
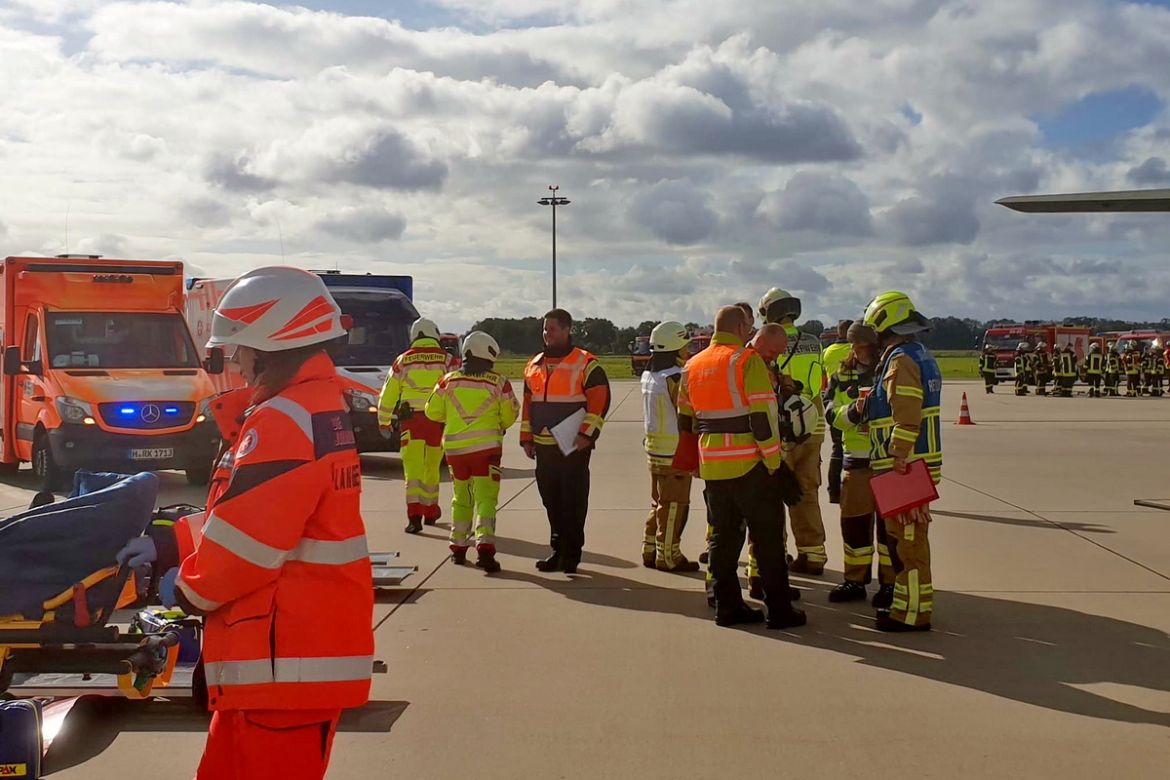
<box><xmin>677</xmin><ymin>333</ymin><xmax>781</xmax><ymax>481</ymax></box>
<box><xmin>1086</xmin><ymin>353</ymin><xmax>1103</xmax><ymax>375</ymax></box>
<box><xmin>425</xmin><ymin>370</ymin><xmax>519</xmax><ymax>454</ymax></box>
<box><xmin>641</xmin><ymin>365</ymin><xmax>682</xmax><ymax>466</ymax></box>
<box><xmin>866</xmin><ymin>340</ymin><xmax>942</xmax><ymax>484</ymax></box>
<box><xmin>377</xmin><ymin>338</ymin><xmax>452</xmax><ymax>423</ymax></box>
<box><xmin>521</xmin><ymin>347</ymin><xmax>610</xmax><ymax>446</ymax></box>
<box><xmin>824</xmin><ymin>362</ymin><xmax>872</xmax><ymax>468</ymax></box>
<box><xmin>176</xmin><ymin>352</ymin><xmax>374</xmax><ymax>711</ymax></box>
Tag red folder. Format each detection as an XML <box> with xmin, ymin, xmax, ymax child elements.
<box><xmin>870</xmin><ymin>459</ymin><xmax>938</xmax><ymax>517</ymax></box>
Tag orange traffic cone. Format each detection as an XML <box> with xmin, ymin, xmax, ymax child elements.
<box><xmin>955</xmin><ymin>392</ymin><xmax>975</xmax><ymax>425</ymax></box>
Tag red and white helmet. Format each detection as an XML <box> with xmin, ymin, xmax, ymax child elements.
<box><xmin>208</xmin><ymin>266</ymin><xmax>346</xmax><ymax>352</ymax></box>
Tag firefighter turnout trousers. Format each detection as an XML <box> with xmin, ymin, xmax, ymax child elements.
<box><xmin>643</xmin><ymin>466</ymin><xmax>693</xmax><ymax>569</ymax></box>
<box><xmin>197</xmin><ymin>709</ymin><xmax>341</xmax><ymax>780</ymax></box>
<box><xmin>448</xmin><ymin>450</ymin><xmax>502</xmax><ymax>553</ymax></box>
<box><xmin>401</xmin><ymin>415</ymin><xmax>444</xmax><ymax>521</ymax></box>
<box><xmin>783</xmin><ymin>437</ymin><xmax>827</xmax><ymax>567</ymax></box>
<box><xmin>885</xmin><ymin>518</ymin><xmax>933</xmax><ymax>627</ymax></box>
<box><xmin>840</xmin><ymin>467</ymin><xmax>894</xmax><ymax>586</ymax></box>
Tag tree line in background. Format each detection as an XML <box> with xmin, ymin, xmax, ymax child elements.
<box><xmin>469</xmin><ymin>315</ymin><xmax>1170</xmax><ymax>356</ymax></box>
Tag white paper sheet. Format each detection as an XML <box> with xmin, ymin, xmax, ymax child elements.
<box><xmin>550</xmin><ymin>408</ymin><xmax>587</xmax><ymax>455</ymax></box>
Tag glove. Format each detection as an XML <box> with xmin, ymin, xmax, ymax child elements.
<box><xmin>159</xmin><ymin>567</ymin><xmax>180</xmax><ymax>608</ymax></box>
<box><xmin>116</xmin><ymin>536</ymin><xmax>158</xmax><ymax>568</ymax></box>
<box><xmin>773</xmin><ymin>462</ymin><xmax>804</xmax><ymax>508</ymax></box>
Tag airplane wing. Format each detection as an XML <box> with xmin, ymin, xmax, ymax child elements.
<box><xmin>996</xmin><ymin>189</ymin><xmax>1170</xmax><ymax>213</ymax></box>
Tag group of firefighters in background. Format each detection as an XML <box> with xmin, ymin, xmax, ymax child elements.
<box><xmin>982</xmin><ymin>340</ymin><xmax>1168</xmax><ymax>398</ymax></box>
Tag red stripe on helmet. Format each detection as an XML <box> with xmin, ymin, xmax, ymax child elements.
<box><xmin>220</xmin><ymin>299</ymin><xmax>279</xmax><ymax>324</ymax></box>
<box><xmin>269</xmin><ymin>295</ymin><xmax>336</xmax><ymax>339</ymax></box>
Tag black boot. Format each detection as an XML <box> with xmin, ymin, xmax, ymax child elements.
<box><xmin>642</xmin><ymin>554</ymin><xmax>657</xmax><ymax>569</ymax></box>
<box><xmin>828</xmin><ymin>581</ymin><xmax>868</xmax><ymax>603</ymax></box>
<box><xmin>766</xmin><ymin>605</ymin><xmax>807</xmax><ymax>630</ymax></box>
<box><xmin>404</xmin><ymin>517</ymin><xmax>423</xmax><ymax>534</ymax></box>
<box><xmin>748</xmin><ymin>576</ymin><xmax>765</xmax><ymax>600</ymax></box>
<box><xmin>715</xmin><ymin>604</ymin><xmax>765</xmax><ymax>627</ymax></box>
<box><xmin>450</xmin><ymin>548</ymin><xmax>467</xmax><ymax>565</ymax></box>
<box><xmin>698</xmin><ymin>550</ymin><xmax>709</xmax><ymax>564</ymax></box>
<box><xmin>788</xmin><ymin>554</ymin><xmax>824</xmax><ymax>576</ymax></box>
<box><xmin>876</xmin><ymin>612</ymin><xmax>930</xmax><ymax>632</ymax></box>
<box><xmin>561</xmin><ymin>556</ymin><xmax>580</xmax><ymax>575</ymax></box>
<box><xmin>475</xmin><ymin>550</ymin><xmax>501</xmax><ymax>573</ymax></box>
<box><xmin>657</xmin><ymin>557</ymin><xmax>700</xmax><ymax>573</ymax></box>
<box><xmin>535</xmin><ymin>553</ymin><xmax>562</xmax><ymax>572</ymax></box>
<box><xmin>872</xmin><ymin>584</ymin><xmax>894</xmax><ymax>610</ymax></box>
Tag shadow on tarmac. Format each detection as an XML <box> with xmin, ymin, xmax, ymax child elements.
<box><xmin>359</xmin><ymin>455</ymin><xmax>534</xmax><ymax>482</ymax></box>
<box><xmin>494</xmin><ymin>535</ymin><xmax>639</xmax><ymax>570</ymax></box>
<box><xmin>492</xmin><ymin>564</ymin><xmax>1170</xmax><ymax>728</ymax></box>
<box><xmin>932</xmin><ymin>509</ymin><xmax>1116</xmax><ymax>534</ymax></box>
<box><xmin>42</xmin><ymin>698</ymin><xmax>409</xmax><ymax>776</ymax></box>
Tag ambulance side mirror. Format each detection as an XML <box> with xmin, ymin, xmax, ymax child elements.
<box><xmin>3</xmin><ymin>346</ymin><xmax>25</xmax><ymax>376</ymax></box>
<box><xmin>204</xmin><ymin>347</ymin><xmax>225</xmax><ymax>376</ymax></box>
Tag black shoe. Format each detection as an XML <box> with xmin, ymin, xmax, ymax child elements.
<box><xmin>828</xmin><ymin>492</ymin><xmax>841</xmax><ymax>505</ymax></box>
<box><xmin>562</xmin><ymin>558</ymin><xmax>580</xmax><ymax>575</ymax></box>
<box><xmin>715</xmin><ymin>605</ymin><xmax>765</xmax><ymax>627</ymax></box>
<box><xmin>698</xmin><ymin>551</ymin><xmax>709</xmax><ymax>565</ymax></box>
<box><xmin>643</xmin><ymin>555</ymin><xmax>657</xmax><ymax>569</ymax></box>
<box><xmin>475</xmin><ymin>550</ymin><xmax>501</xmax><ymax>573</ymax></box>
<box><xmin>829</xmin><ymin>581</ymin><xmax>868</xmax><ymax>603</ymax></box>
<box><xmin>405</xmin><ymin>517</ymin><xmax>423</xmax><ymax>534</ymax></box>
<box><xmin>535</xmin><ymin>554</ymin><xmax>562</xmax><ymax>572</ymax></box>
<box><xmin>450</xmin><ymin>548</ymin><xmax>467</xmax><ymax>565</ymax></box>
<box><xmin>788</xmin><ymin>555</ymin><xmax>825</xmax><ymax>576</ymax></box>
<box><xmin>876</xmin><ymin>613</ymin><xmax>930</xmax><ymax>632</ymax></box>
<box><xmin>657</xmin><ymin>558</ymin><xmax>700</xmax><ymax>573</ymax></box>
<box><xmin>766</xmin><ymin>606</ymin><xmax>807</xmax><ymax>630</ymax></box>
<box><xmin>424</xmin><ymin>517</ymin><xmax>438</xmax><ymax>526</ymax></box>
<box><xmin>748</xmin><ymin>576</ymin><xmax>765</xmax><ymax>600</ymax></box>
<box><xmin>871</xmin><ymin>585</ymin><xmax>894</xmax><ymax>610</ymax></box>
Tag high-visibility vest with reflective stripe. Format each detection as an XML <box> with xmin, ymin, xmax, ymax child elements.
<box><xmin>176</xmin><ymin>353</ymin><xmax>374</xmax><ymax>711</ymax></box>
<box><xmin>825</xmin><ymin>365</ymin><xmax>870</xmax><ymax>461</ymax></box>
<box><xmin>866</xmin><ymin>341</ymin><xmax>942</xmax><ymax>485</ymax></box>
<box><xmin>1086</xmin><ymin>353</ymin><xmax>1103</xmax><ymax>375</ymax></box>
<box><xmin>378</xmin><ymin>339</ymin><xmax>451</xmax><ymax>422</ymax></box>
<box><xmin>821</xmin><ymin>341</ymin><xmax>851</xmax><ymax>385</ymax></box>
<box><xmin>1056</xmin><ymin>351</ymin><xmax>1076</xmax><ymax>377</ymax></box>
<box><xmin>1105</xmin><ymin>353</ymin><xmax>1121</xmax><ymax>374</ymax></box>
<box><xmin>685</xmin><ymin>343</ymin><xmax>778</xmax><ymax>477</ymax></box>
<box><xmin>1124</xmin><ymin>353</ymin><xmax>1141</xmax><ymax>375</ymax></box>
<box><xmin>524</xmin><ymin>347</ymin><xmax>593</xmax><ymax>436</ymax></box>
<box><xmin>641</xmin><ymin>365</ymin><xmax>681</xmax><ymax>466</ymax></box>
<box><xmin>425</xmin><ymin>370</ymin><xmax>519</xmax><ymax>454</ymax></box>
<box><xmin>779</xmin><ymin>325</ymin><xmax>826</xmax><ymax>437</ymax></box>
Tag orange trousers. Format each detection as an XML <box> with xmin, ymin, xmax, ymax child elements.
<box><xmin>196</xmin><ymin>709</ymin><xmax>341</xmax><ymax>780</ymax></box>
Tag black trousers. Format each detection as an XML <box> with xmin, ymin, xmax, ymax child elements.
<box><xmin>535</xmin><ymin>445</ymin><xmax>592</xmax><ymax>562</ymax></box>
<box><xmin>705</xmin><ymin>464</ymin><xmax>792</xmax><ymax>612</ymax></box>
<box><xmin>827</xmin><ymin>428</ymin><xmax>843</xmax><ymax>501</ymax></box>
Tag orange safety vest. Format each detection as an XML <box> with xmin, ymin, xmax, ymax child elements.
<box><xmin>175</xmin><ymin>353</ymin><xmax>374</xmax><ymax>712</ymax></box>
<box><xmin>523</xmin><ymin>347</ymin><xmax>593</xmax><ymax>436</ymax></box>
<box><xmin>685</xmin><ymin>343</ymin><xmax>775</xmax><ymax>466</ymax></box>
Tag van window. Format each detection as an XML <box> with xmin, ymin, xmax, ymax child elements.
<box><xmin>46</xmin><ymin>313</ymin><xmax>200</xmax><ymax>369</ymax></box>
<box><xmin>22</xmin><ymin>314</ymin><xmax>41</xmax><ymax>362</ymax></box>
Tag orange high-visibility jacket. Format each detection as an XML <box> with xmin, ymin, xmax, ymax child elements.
<box><xmin>521</xmin><ymin>347</ymin><xmax>610</xmax><ymax>446</ymax></box>
<box><xmin>677</xmin><ymin>333</ymin><xmax>781</xmax><ymax>481</ymax></box>
<box><xmin>174</xmin><ymin>353</ymin><xmax>374</xmax><ymax>711</ymax></box>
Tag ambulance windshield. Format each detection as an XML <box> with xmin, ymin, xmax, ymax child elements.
<box><xmin>47</xmin><ymin>312</ymin><xmax>200</xmax><ymax>369</ymax></box>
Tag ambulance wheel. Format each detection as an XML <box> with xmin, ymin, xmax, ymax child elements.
<box><xmin>185</xmin><ymin>464</ymin><xmax>212</xmax><ymax>486</ymax></box>
<box><xmin>33</xmin><ymin>432</ymin><xmax>69</xmax><ymax>493</ymax></box>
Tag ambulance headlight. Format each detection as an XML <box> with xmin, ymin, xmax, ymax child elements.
<box><xmin>56</xmin><ymin>396</ymin><xmax>94</xmax><ymax>424</ymax></box>
<box><xmin>347</xmin><ymin>390</ymin><xmax>378</xmax><ymax>414</ymax></box>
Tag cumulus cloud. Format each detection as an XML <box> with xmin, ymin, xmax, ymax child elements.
<box><xmin>1</xmin><ymin>0</ymin><xmax>1169</xmax><ymax>328</ymax></box>
<box><xmin>765</xmin><ymin>172</ymin><xmax>873</xmax><ymax>236</ymax></box>
<box><xmin>317</xmin><ymin>209</ymin><xmax>408</xmax><ymax>243</ymax></box>
<box><xmin>629</xmin><ymin>181</ymin><xmax>718</xmax><ymax>245</ymax></box>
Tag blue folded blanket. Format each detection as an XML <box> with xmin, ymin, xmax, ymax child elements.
<box><xmin>0</xmin><ymin>471</ymin><xmax>159</xmax><ymax>619</ymax></box>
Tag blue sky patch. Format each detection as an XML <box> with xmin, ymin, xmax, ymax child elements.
<box><xmin>1036</xmin><ymin>86</ymin><xmax>1163</xmax><ymax>150</ymax></box>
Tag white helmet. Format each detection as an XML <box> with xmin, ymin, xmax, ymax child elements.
<box><xmin>208</xmin><ymin>266</ymin><xmax>345</xmax><ymax>352</ymax></box>
<box><xmin>462</xmin><ymin>331</ymin><xmax>500</xmax><ymax>361</ymax></box>
<box><xmin>649</xmin><ymin>320</ymin><xmax>690</xmax><ymax>353</ymax></box>
<box><xmin>410</xmin><ymin>317</ymin><xmax>441</xmax><ymax>342</ymax></box>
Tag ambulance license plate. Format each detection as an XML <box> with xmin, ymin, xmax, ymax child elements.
<box><xmin>130</xmin><ymin>447</ymin><xmax>174</xmax><ymax>461</ymax></box>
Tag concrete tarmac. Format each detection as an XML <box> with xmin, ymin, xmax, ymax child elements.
<box><xmin>8</xmin><ymin>380</ymin><xmax>1168</xmax><ymax>778</ymax></box>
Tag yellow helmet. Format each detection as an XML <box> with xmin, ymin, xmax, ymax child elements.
<box><xmin>758</xmin><ymin>287</ymin><xmax>801</xmax><ymax>323</ymax></box>
<box><xmin>863</xmin><ymin>290</ymin><xmax>928</xmax><ymax>335</ymax></box>
<box><xmin>649</xmin><ymin>320</ymin><xmax>690</xmax><ymax>353</ymax></box>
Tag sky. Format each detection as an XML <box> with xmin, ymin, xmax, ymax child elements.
<box><xmin>2</xmin><ymin>1</ymin><xmax>1170</xmax><ymax>330</ymax></box>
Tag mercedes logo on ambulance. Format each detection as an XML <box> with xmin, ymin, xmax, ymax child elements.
<box><xmin>140</xmin><ymin>404</ymin><xmax>162</xmax><ymax>424</ymax></box>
